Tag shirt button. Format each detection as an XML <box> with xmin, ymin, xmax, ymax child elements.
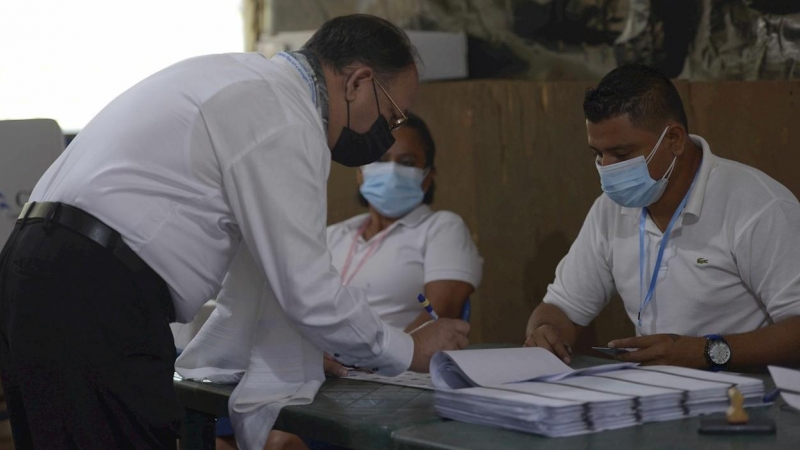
<box><xmin>333</xmin><ymin>353</ymin><xmax>340</xmax><ymax>358</ymax></box>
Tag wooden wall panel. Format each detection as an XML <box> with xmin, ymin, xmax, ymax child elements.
<box><xmin>326</xmin><ymin>80</ymin><xmax>800</xmax><ymax>347</ymax></box>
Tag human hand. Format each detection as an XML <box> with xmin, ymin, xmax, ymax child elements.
<box><xmin>323</xmin><ymin>353</ymin><xmax>349</xmax><ymax>377</ymax></box>
<box><xmin>609</xmin><ymin>334</ymin><xmax>706</xmax><ymax>369</ymax></box>
<box><xmin>524</xmin><ymin>323</ymin><xmax>572</xmax><ymax>364</ymax></box>
<box><xmin>408</xmin><ymin>318</ymin><xmax>470</xmax><ymax>373</ymax></box>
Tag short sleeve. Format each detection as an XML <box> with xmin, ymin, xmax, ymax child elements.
<box><xmin>423</xmin><ymin>211</ymin><xmax>483</xmax><ymax>288</ymax></box>
<box><xmin>734</xmin><ymin>199</ymin><xmax>800</xmax><ymax>323</ymax></box>
<box><xmin>542</xmin><ymin>196</ymin><xmax>616</xmax><ymax>326</ymax></box>
<box><xmin>325</xmin><ymin>222</ymin><xmax>342</xmax><ymax>246</ymax></box>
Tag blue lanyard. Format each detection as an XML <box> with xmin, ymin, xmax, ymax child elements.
<box><xmin>277</xmin><ymin>52</ymin><xmax>317</xmax><ymax>107</ymax></box>
<box><xmin>637</xmin><ymin>172</ymin><xmax>699</xmax><ymax>327</ymax></box>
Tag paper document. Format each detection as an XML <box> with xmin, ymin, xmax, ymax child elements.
<box><xmin>434</xmin><ymin>387</ymin><xmax>588</xmax><ymax>437</ymax></box>
<box><xmin>345</xmin><ymin>371</ymin><xmax>434</xmax><ymax>390</ymax></box>
<box><xmin>430</xmin><ymin>347</ymin><xmax>635</xmax><ymax>389</ymax></box>
<box><xmin>768</xmin><ymin>366</ymin><xmax>800</xmax><ymax>410</ymax></box>
<box><xmin>431</xmin><ymin>351</ymin><xmax>765</xmax><ymax>439</ymax></box>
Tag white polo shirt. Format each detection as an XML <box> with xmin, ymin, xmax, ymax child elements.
<box><xmin>29</xmin><ymin>52</ymin><xmax>413</xmax><ymax>376</ymax></box>
<box><xmin>327</xmin><ymin>205</ymin><xmax>483</xmax><ymax>329</ymax></box>
<box><xmin>544</xmin><ymin>135</ymin><xmax>800</xmax><ymax>336</ymax></box>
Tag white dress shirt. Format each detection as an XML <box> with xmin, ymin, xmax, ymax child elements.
<box><xmin>544</xmin><ymin>135</ymin><xmax>800</xmax><ymax>336</ymax></box>
<box><xmin>29</xmin><ymin>52</ymin><xmax>414</xmax><ymax>445</ymax></box>
<box><xmin>176</xmin><ymin>204</ymin><xmax>481</xmax><ymax>447</ymax></box>
<box><xmin>327</xmin><ymin>205</ymin><xmax>483</xmax><ymax>329</ymax></box>
<box><xmin>176</xmin><ymin>245</ymin><xmax>325</xmax><ymax>449</ymax></box>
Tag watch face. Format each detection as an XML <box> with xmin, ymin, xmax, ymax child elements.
<box><xmin>709</xmin><ymin>341</ymin><xmax>731</xmax><ymax>365</ymax></box>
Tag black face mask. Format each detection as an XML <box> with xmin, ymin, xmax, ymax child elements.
<box><xmin>331</xmin><ymin>81</ymin><xmax>396</xmax><ymax>167</ymax></box>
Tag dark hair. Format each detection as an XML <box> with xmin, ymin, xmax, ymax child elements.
<box><xmin>409</xmin><ymin>113</ymin><xmax>436</xmax><ymax>205</ymax></box>
<box><xmin>358</xmin><ymin>112</ymin><xmax>437</xmax><ymax>207</ymax></box>
<box><xmin>303</xmin><ymin>14</ymin><xmax>418</xmax><ymax>80</ymax></box>
<box><xmin>583</xmin><ymin>64</ymin><xmax>689</xmax><ymax>133</ymax></box>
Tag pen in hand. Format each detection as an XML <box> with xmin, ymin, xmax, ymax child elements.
<box><xmin>417</xmin><ymin>294</ymin><xmax>439</xmax><ymax>320</ymax></box>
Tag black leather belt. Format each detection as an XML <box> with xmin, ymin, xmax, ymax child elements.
<box><xmin>17</xmin><ymin>202</ymin><xmax>146</xmax><ymax>275</ymax></box>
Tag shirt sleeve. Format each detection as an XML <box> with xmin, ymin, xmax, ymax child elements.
<box><xmin>423</xmin><ymin>212</ymin><xmax>483</xmax><ymax>288</ymax></box>
<box><xmin>325</xmin><ymin>222</ymin><xmax>339</xmax><ymax>244</ymax></box>
<box><xmin>221</xmin><ymin>124</ymin><xmax>413</xmax><ymax>376</ymax></box>
<box><xmin>542</xmin><ymin>197</ymin><xmax>616</xmax><ymax>326</ymax></box>
<box><xmin>734</xmin><ymin>199</ymin><xmax>800</xmax><ymax>323</ymax></box>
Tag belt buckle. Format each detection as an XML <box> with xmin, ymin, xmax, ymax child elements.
<box><xmin>17</xmin><ymin>202</ymin><xmax>35</xmax><ymax>221</ymax></box>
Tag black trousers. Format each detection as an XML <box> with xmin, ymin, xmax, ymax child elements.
<box><xmin>0</xmin><ymin>218</ymin><xmax>183</xmax><ymax>449</ymax></box>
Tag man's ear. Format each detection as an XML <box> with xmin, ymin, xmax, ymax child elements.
<box><xmin>667</xmin><ymin>123</ymin><xmax>688</xmax><ymax>157</ymax></box>
<box><xmin>344</xmin><ymin>66</ymin><xmax>374</xmax><ymax>102</ymax></box>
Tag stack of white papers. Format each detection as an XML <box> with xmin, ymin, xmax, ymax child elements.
<box><xmin>435</xmin><ymin>380</ymin><xmax>637</xmax><ymax>437</ymax></box>
<box><xmin>768</xmin><ymin>366</ymin><xmax>800</xmax><ymax>409</ymax></box>
<box><xmin>431</xmin><ymin>348</ymin><xmax>638</xmax><ymax>437</ymax></box>
<box><xmin>430</xmin><ymin>349</ymin><xmax>766</xmax><ymax>438</ymax></box>
<box><xmin>497</xmin><ymin>382</ymin><xmax>637</xmax><ymax>431</ymax></box>
<box><xmin>638</xmin><ymin>366</ymin><xmax>765</xmax><ymax>406</ymax></box>
<box><xmin>552</xmin><ymin>376</ymin><xmax>684</xmax><ymax>422</ymax></box>
<box><xmin>594</xmin><ymin>366</ymin><xmax>764</xmax><ymax>416</ymax></box>
<box><xmin>435</xmin><ymin>387</ymin><xmax>590</xmax><ymax>437</ymax></box>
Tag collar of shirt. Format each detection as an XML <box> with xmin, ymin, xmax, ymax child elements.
<box><xmin>344</xmin><ymin>204</ymin><xmax>435</xmax><ymax>240</ymax></box>
<box><xmin>621</xmin><ymin>134</ymin><xmax>719</xmax><ymax>220</ymax></box>
<box><xmin>278</xmin><ymin>50</ymin><xmax>329</xmax><ymax>132</ymax></box>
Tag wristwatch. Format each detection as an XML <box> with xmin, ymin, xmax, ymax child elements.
<box><xmin>704</xmin><ymin>334</ymin><xmax>731</xmax><ymax>372</ymax></box>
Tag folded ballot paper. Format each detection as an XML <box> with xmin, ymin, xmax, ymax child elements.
<box><xmin>431</xmin><ymin>348</ymin><xmax>764</xmax><ymax>438</ymax></box>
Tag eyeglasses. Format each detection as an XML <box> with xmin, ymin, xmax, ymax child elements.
<box><xmin>373</xmin><ymin>78</ymin><xmax>408</xmax><ymax>131</ymax></box>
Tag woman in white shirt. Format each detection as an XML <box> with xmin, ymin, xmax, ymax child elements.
<box><xmin>203</xmin><ymin>113</ymin><xmax>482</xmax><ymax>450</ymax></box>
<box><xmin>327</xmin><ymin>113</ymin><xmax>483</xmax><ymax>333</ymax></box>
<box><xmin>258</xmin><ymin>113</ymin><xmax>483</xmax><ymax>450</ymax></box>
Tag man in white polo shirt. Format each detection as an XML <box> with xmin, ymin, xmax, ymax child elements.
<box><xmin>525</xmin><ymin>64</ymin><xmax>800</xmax><ymax>371</ymax></box>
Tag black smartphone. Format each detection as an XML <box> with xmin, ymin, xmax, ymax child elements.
<box><xmin>592</xmin><ymin>346</ymin><xmax>634</xmax><ymax>356</ymax></box>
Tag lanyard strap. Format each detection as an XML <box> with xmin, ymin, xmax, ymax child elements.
<box><xmin>340</xmin><ymin>219</ymin><xmax>391</xmax><ymax>286</ymax></box>
<box><xmin>638</xmin><ymin>171</ymin><xmax>700</xmax><ymax>327</ymax></box>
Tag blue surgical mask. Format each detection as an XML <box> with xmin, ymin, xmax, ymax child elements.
<box><xmin>360</xmin><ymin>162</ymin><xmax>427</xmax><ymax>218</ymax></box>
<box><xmin>596</xmin><ymin>127</ymin><xmax>676</xmax><ymax>207</ymax></box>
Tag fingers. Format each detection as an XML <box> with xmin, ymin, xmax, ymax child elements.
<box><xmin>528</xmin><ymin>325</ymin><xmax>571</xmax><ymax>364</ymax></box>
<box><xmin>440</xmin><ymin>319</ymin><xmax>470</xmax><ymax>350</ymax></box>
<box><xmin>456</xmin><ymin>332</ymin><xmax>469</xmax><ymax>349</ymax></box>
<box><xmin>613</xmin><ymin>334</ymin><xmax>681</xmax><ymax>365</ymax></box>
<box><xmin>451</xmin><ymin>319</ymin><xmax>471</xmax><ymax>334</ymax></box>
<box><xmin>530</xmin><ymin>332</ymin><xmax>555</xmax><ymax>353</ymax></box>
<box><xmin>615</xmin><ymin>346</ymin><xmax>659</xmax><ymax>364</ymax></box>
<box><xmin>426</xmin><ymin>319</ymin><xmax>470</xmax><ymax>349</ymax></box>
<box><xmin>609</xmin><ymin>335</ymin><xmax>657</xmax><ymax>349</ymax></box>
<box><xmin>408</xmin><ymin>318</ymin><xmax>472</xmax><ymax>372</ymax></box>
<box><xmin>548</xmin><ymin>339</ymin><xmax>571</xmax><ymax>364</ymax></box>
<box><xmin>323</xmin><ymin>355</ymin><xmax>348</xmax><ymax>377</ymax></box>
<box><xmin>523</xmin><ymin>335</ymin><xmax>535</xmax><ymax>348</ymax></box>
